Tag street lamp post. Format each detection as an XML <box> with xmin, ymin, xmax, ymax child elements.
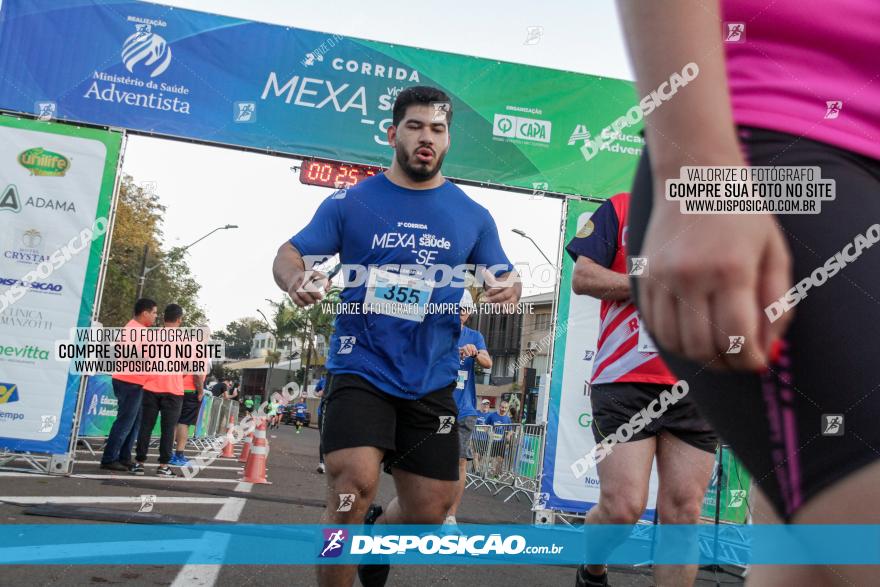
<box><xmin>511</xmin><ymin>228</ymin><xmax>558</xmax><ymax>424</ymax></box>
<box><xmin>511</xmin><ymin>228</ymin><xmax>555</xmax><ymax>267</ymax></box>
<box><xmin>135</xmin><ymin>224</ymin><xmax>238</xmax><ymax>300</ymax></box>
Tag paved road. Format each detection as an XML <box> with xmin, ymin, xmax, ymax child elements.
<box><xmin>0</xmin><ymin>424</ymin><xmax>743</xmax><ymax>586</ymax></box>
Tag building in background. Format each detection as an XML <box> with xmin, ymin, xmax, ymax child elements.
<box><xmin>516</xmin><ymin>291</ymin><xmax>556</xmax><ymax>422</ymax></box>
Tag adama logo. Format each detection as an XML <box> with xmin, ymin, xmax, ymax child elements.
<box><xmin>0</xmin><ymin>382</ymin><xmax>20</xmax><ymax>404</ymax></box>
<box><xmin>18</xmin><ymin>148</ymin><xmax>70</xmax><ymax>177</ymax></box>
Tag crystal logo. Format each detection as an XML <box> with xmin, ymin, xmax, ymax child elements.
<box><xmin>319</xmin><ymin>529</ymin><xmax>348</xmax><ymax>558</ymax></box>
<box><xmin>122</xmin><ymin>23</ymin><xmax>172</xmax><ymax>78</ymax></box>
<box><xmin>18</xmin><ymin>148</ymin><xmax>70</xmax><ymax>177</ymax></box>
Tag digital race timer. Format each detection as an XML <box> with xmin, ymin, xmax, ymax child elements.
<box><xmin>298</xmin><ymin>158</ymin><xmax>384</xmax><ymax>188</ymax></box>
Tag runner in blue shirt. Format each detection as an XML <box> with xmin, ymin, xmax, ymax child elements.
<box><xmin>485</xmin><ymin>400</ymin><xmax>513</xmax><ymax>477</ymax></box>
<box><xmin>273</xmin><ymin>85</ymin><xmax>521</xmax><ymax>587</ymax></box>
<box><xmin>293</xmin><ymin>398</ymin><xmax>308</xmax><ymax>434</ymax></box>
<box><xmin>445</xmin><ymin>290</ymin><xmax>491</xmax><ymax>529</ymax></box>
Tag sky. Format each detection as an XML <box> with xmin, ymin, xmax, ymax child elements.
<box><xmin>120</xmin><ymin>0</ymin><xmax>633</xmax><ymax>329</ymax></box>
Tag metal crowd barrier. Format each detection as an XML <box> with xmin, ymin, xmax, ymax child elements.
<box><xmin>466</xmin><ymin>423</ymin><xmax>545</xmax><ymax>505</ymax></box>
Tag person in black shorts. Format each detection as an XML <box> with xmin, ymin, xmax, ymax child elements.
<box><xmin>568</xmin><ymin>191</ymin><xmax>717</xmax><ymax>587</ymax></box>
<box><xmin>619</xmin><ymin>3</ymin><xmax>880</xmax><ymax>585</ymax></box>
<box><xmin>272</xmin><ymin>86</ymin><xmax>520</xmax><ymax>587</ymax></box>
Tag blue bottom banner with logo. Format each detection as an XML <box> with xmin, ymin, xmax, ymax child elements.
<box><xmin>4</xmin><ymin>524</ymin><xmax>880</xmax><ymax>565</ymax></box>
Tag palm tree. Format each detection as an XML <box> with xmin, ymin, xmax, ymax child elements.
<box><xmin>300</xmin><ymin>288</ymin><xmax>340</xmax><ymax>391</ymax></box>
<box><xmin>263</xmin><ymin>349</ymin><xmax>282</xmax><ymax>401</ymax></box>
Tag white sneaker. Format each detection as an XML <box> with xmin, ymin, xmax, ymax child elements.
<box><xmin>442</xmin><ymin>515</ymin><xmax>462</xmax><ymax>534</ymax></box>
<box><xmin>316</xmin><ymin>462</ymin><xmax>325</xmax><ymax>474</ymax></box>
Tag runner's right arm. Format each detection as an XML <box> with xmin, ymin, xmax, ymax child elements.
<box><xmin>275</xmin><ymin>194</ymin><xmax>342</xmax><ymax>306</ymax></box>
<box><xmin>273</xmin><ymin>242</ymin><xmax>330</xmax><ymax>306</ymax></box>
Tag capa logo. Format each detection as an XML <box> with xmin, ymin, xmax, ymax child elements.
<box><xmin>18</xmin><ymin>148</ymin><xmax>70</xmax><ymax>177</ymax></box>
<box><xmin>0</xmin><ymin>382</ymin><xmax>20</xmax><ymax>404</ymax></box>
<box><xmin>492</xmin><ymin>114</ymin><xmax>552</xmax><ymax>144</ymax></box>
<box><xmin>122</xmin><ymin>23</ymin><xmax>172</xmax><ymax>78</ymax></box>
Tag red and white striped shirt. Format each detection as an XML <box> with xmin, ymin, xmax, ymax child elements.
<box><xmin>566</xmin><ymin>193</ymin><xmax>677</xmax><ymax>386</ymax></box>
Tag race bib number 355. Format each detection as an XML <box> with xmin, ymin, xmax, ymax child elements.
<box><xmin>364</xmin><ymin>268</ymin><xmax>433</xmax><ymax>323</ymax></box>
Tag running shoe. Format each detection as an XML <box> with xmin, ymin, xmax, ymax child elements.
<box><xmin>100</xmin><ymin>461</ymin><xmax>129</xmax><ymax>472</ymax></box>
<box><xmin>316</xmin><ymin>462</ymin><xmax>325</xmax><ymax>474</ymax></box>
<box><xmin>357</xmin><ymin>504</ymin><xmax>389</xmax><ymax>587</ymax></box>
<box><xmin>169</xmin><ymin>454</ymin><xmax>189</xmax><ymax>467</ymax></box>
<box><xmin>575</xmin><ymin>565</ymin><xmax>609</xmax><ymax>587</ymax></box>
<box><xmin>130</xmin><ymin>463</ymin><xmax>145</xmax><ymax>476</ymax></box>
<box><xmin>442</xmin><ymin>515</ymin><xmax>463</xmax><ymax>536</ymax></box>
<box><xmin>155</xmin><ymin>465</ymin><xmax>176</xmax><ymax>477</ymax></box>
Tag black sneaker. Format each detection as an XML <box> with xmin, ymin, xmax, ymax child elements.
<box><xmin>155</xmin><ymin>465</ymin><xmax>176</xmax><ymax>477</ymax></box>
<box><xmin>357</xmin><ymin>504</ymin><xmax>389</xmax><ymax>587</ymax></box>
<box><xmin>100</xmin><ymin>461</ymin><xmax>129</xmax><ymax>472</ymax></box>
<box><xmin>575</xmin><ymin>565</ymin><xmax>609</xmax><ymax>587</ymax></box>
<box><xmin>130</xmin><ymin>463</ymin><xmax>145</xmax><ymax>476</ymax></box>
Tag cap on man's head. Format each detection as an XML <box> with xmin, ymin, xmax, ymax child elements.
<box><xmin>481</xmin><ymin>399</ymin><xmax>490</xmax><ymax>405</ymax></box>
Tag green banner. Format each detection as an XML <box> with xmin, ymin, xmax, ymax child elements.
<box><xmin>701</xmin><ymin>447</ymin><xmax>752</xmax><ymax>524</ymax></box>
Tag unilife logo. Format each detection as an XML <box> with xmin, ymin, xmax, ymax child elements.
<box><xmin>122</xmin><ymin>24</ymin><xmax>172</xmax><ymax>78</ymax></box>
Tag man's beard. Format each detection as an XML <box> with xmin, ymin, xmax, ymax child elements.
<box><xmin>395</xmin><ymin>143</ymin><xmax>447</xmax><ymax>182</ymax></box>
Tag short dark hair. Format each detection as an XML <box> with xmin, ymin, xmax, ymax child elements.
<box><xmin>134</xmin><ymin>298</ymin><xmax>157</xmax><ymax>316</ymax></box>
<box><xmin>392</xmin><ymin>86</ymin><xmax>453</xmax><ymax>127</ymax></box>
<box><xmin>164</xmin><ymin>303</ymin><xmax>184</xmax><ymax>323</ymax></box>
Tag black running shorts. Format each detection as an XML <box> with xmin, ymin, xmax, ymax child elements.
<box><xmin>629</xmin><ymin>126</ymin><xmax>880</xmax><ymax>521</ymax></box>
<box><xmin>591</xmin><ymin>382</ymin><xmax>718</xmax><ymax>453</ymax></box>
<box><xmin>177</xmin><ymin>392</ymin><xmax>200</xmax><ymax>426</ymax></box>
<box><xmin>320</xmin><ymin>372</ymin><xmax>460</xmax><ymax>481</ymax></box>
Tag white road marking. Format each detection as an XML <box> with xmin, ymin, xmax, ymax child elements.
<box><xmin>233</xmin><ymin>482</ymin><xmax>252</xmax><ymax>493</ymax></box>
<box><xmin>75</xmin><ymin>460</ymin><xmax>244</xmax><ymax>471</ymax></box>
<box><xmin>0</xmin><ymin>472</ymin><xmax>243</xmax><ymax>484</ymax></box>
<box><xmin>0</xmin><ymin>496</ymin><xmax>231</xmax><ymax>505</ymax></box>
<box><xmin>170</xmin><ymin>486</ymin><xmax>251</xmax><ymax>586</ymax></box>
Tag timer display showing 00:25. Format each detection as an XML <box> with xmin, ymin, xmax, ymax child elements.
<box><xmin>299</xmin><ymin>158</ymin><xmax>383</xmax><ymax>188</ymax></box>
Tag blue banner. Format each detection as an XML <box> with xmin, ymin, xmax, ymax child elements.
<box><xmin>5</xmin><ymin>524</ymin><xmax>880</xmax><ymax>565</ymax></box>
<box><xmin>0</xmin><ymin>0</ymin><xmax>642</xmax><ymax>197</ymax></box>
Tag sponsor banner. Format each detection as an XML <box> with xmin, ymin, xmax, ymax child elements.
<box><xmin>701</xmin><ymin>446</ymin><xmax>752</xmax><ymax>524</ymax></box>
<box><xmin>0</xmin><ymin>0</ymin><xmax>640</xmax><ymax>197</ymax></box>
<box><xmin>194</xmin><ymin>394</ymin><xmax>212</xmax><ymax>438</ymax></box>
<box><xmin>0</xmin><ymin>116</ymin><xmax>121</xmax><ymax>454</ymax></box>
<box><xmin>77</xmin><ymin>374</ymin><xmax>116</xmax><ymax>437</ymax></box>
<box><xmin>540</xmin><ymin>199</ymin><xmax>659</xmax><ymax>518</ymax></box>
<box><xmin>9</xmin><ymin>523</ymin><xmax>880</xmax><ymax>565</ymax></box>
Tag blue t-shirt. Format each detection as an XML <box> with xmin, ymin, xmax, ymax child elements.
<box><xmin>290</xmin><ymin>173</ymin><xmax>512</xmax><ymax>399</ymax></box>
<box><xmin>454</xmin><ymin>326</ymin><xmax>487</xmax><ymax>418</ymax></box>
<box><xmin>294</xmin><ymin>402</ymin><xmax>307</xmax><ymax>417</ymax></box>
<box><xmin>485</xmin><ymin>411</ymin><xmax>512</xmax><ymax>435</ymax></box>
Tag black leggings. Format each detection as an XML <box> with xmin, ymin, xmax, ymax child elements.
<box><xmin>629</xmin><ymin>127</ymin><xmax>880</xmax><ymax>521</ymax></box>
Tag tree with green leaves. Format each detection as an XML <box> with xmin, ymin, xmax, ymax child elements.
<box><xmin>214</xmin><ymin>317</ymin><xmax>263</xmax><ymax>359</ymax></box>
<box><xmin>98</xmin><ymin>175</ymin><xmax>205</xmax><ymax>326</ymax></box>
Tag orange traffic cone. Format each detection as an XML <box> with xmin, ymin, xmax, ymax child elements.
<box><xmin>241</xmin><ymin>418</ymin><xmax>270</xmax><ymax>484</ymax></box>
<box><xmin>221</xmin><ymin>414</ymin><xmax>236</xmax><ymax>457</ymax></box>
<box><xmin>238</xmin><ymin>428</ymin><xmax>253</xmax><ymax>462</ymax></box>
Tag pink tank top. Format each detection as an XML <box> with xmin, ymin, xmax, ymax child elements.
<box><xmin>722</xmin><ymin>0</ymin><xmax>880</xmax><ymax>160</ymax></box>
